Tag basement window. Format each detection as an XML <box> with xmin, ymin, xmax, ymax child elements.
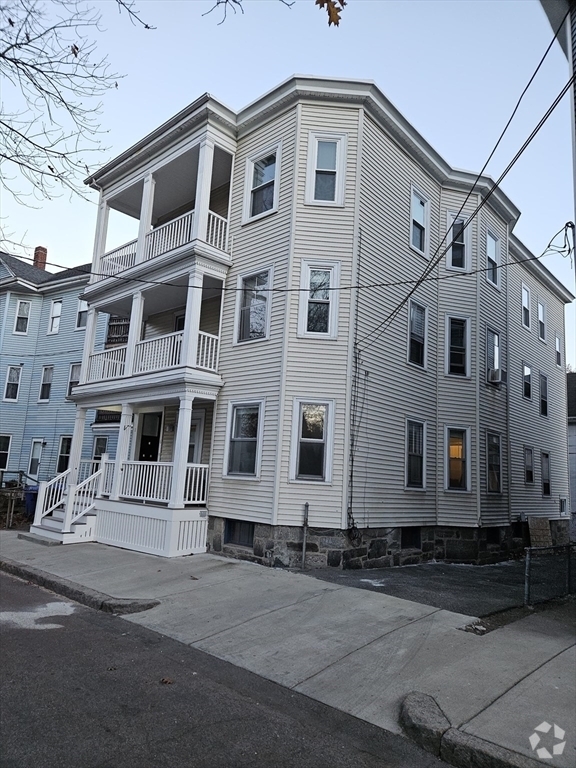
<box><xmin>401</xmin><ymin>527</ymin><xmax>421</xmax><ymax>549</ymax></box>
<box><xmin>224</xmin><ymin>519</ymin><xmax>255</xmax><ymax>548</ymax></box>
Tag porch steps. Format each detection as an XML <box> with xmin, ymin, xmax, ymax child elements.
<box><xmin>29</xmin><ymin>508</ymin><xmax>97</xmax><ymax>544</ymax></box>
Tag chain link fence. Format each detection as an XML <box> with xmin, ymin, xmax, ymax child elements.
<box><xmin>524</xmin><ymin>544</ymin><xmax>576</xmax><ymax>605</ymax></box>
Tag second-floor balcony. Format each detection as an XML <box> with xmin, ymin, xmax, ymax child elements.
<box><xmin>98</xmin><ymin>209</ymin><xmax>228</xmax><ymax>282</ymax></box>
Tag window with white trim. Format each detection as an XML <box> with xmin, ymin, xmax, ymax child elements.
<box><xmin>521</xmin><ymin>285</ymin><xmax>530</xmax><ymax>329</ymax></box>
<box><xmin>93</xmin><ymin>436</ymin><xmax>108</xmax><ymax>460</ymax></box>
<box><xmin>57</xmin><ymin>436</ymin><xmax>72</xmax><ymax>473</ymax></box>
<box><xmin>524</xmin><ymin>447</ymin><xmax>534</xmax><ymax>484</ymax></box>
<box><xmin>14</xmin><ymin>300</ymin><xmax>31</xmax><ymax>334</ymax></box>
<box><xmin>237</xmin><ymin>269</ymin><xmax>270</xmax><ymax>343</ymax></box>
<box><xmin>486</xmin><ymin>329</ymin><xmax>500</xmax><ymax>381</ymax></box>
<box><xmin>408</xmin><ymin>300</ymin><xmax>427</xmax><ymax>367</ymax></box>
<box><xmin>555</xmin><ymin>336</ymin><xmax>562</xmax><ymax>367</ymax></box>
<box><xmin>486</xmin><ymin>232</ymin><xmax>500</xmax><ymax>287</ymax></box>
<box><xmin>486</xmin><ymin>432</ymin><xmax>501</xmax><ymax>493</ymax></box>
<box><xmin>447</xmin><ymin>215</ymin><xmax>467</xmax><ymax>270</ymax></box>
<box><xmin>539</xmin><ymin>373</ymin><xmax>548</xmax><ymax>417</ymax></box>
<box><xmin>244</xmin><ymin>144</ymin><xmax>280</xmax><ymax>221</ymax></box>
<box><xmin>447</xmin><ymin>316</ymin><xmax>469</xmax><ymax>376</ymax></box>
<box><xmin>226</xmin><ymin>402</ymin><xmax>263</xmax><ymax>477</ymax></box>
<box><xmin>299</xmin><ymin>261</ymin><xmax>339</xmax><ymax>337</ymax></box>
<box><xmin>4</xmin><ymin>366</ymin><xmax>21</xmax><ymax>401</ymax></box>
<box><xmin>410</xmin><ymin>188</ymin><xmax>429</xmax><ymax>255</ymax></box>
<box><xmin>306</xmin><ymin>133</ymin><xmax>346</xmax><ymax>205</ymax></box>
<box><xmin>38</xmin><ymin>366</ymin><xmax>53</xmax><ymax>401</ymax></box>
<box><xmin>0</xmin><ymin>435</ymin><xmax>11</xmax><ymax>469</ymax></box>
<box><xmin>523</xmin><ymin>363</ymin><xmax>532</xmax><ymax>399</ymax></box>
<box><xmin>68</xmin><ymin>363</ymin><xmax>81</xmax><ymax>396</ymax></box>
<box><xmin>76</xmin><ymin>299</ymin><xmax>88</xmax><ymax>329</ymax></box>
<box><xmin>293</xmin><ymin>401</ymin><xmax>332</xmax><ymax>481</ymax></box>
<box><xmin>446</xmin><ymin>426</ymin><xmax>470</xmax><ymax>491</ymax></box>
<box><xmin>406</xmin><ymin>419</ymin><xmax>426</xmax><ymax>489</ymax></box>
<box><xmin>537</xmin><ymin>301</ymin><xmax>546</xmax><ymax>341</ymax></box>
<box><xmin>541</xmin><ymin>452</ymin><xmax>551</xmax><ymax>496</ymax></box>
<box><xmin>48</xmin><ymin>299</ymin><xmax>62</xmax><ymax>334</ymax></box>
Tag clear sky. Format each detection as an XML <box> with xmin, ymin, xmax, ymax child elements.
<box><xmin>4</xmin><ymin>0</ymin><xmax>575</xmax><ymax>362</ymax></box>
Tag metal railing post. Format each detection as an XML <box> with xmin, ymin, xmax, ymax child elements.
<box><xmin>524</xmin><ymin>547</ymin><xmax>531</xmax><ymax>606</ymax></box>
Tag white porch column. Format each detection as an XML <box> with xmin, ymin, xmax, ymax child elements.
<box><xmin>191</xmin><ymin>140</ymin><xmax>214</xmax><ymax>243</ymax></box>
<box><xmin>181</xmin><ymin>266</ymin><xmax>203</xmax><ymax>369</ymax></box>
<box><xmin>124</xmin><ymin>291</ymin><xmax>144</xmax><ymax>376</ymax></box>
<box><xmin>168</xmin><ymin>394</ymin><xmax>195</xmax><ymax>508</ymax></box>
<box><xmin>91</xmin><ymin>197</ymin><xmax>110</xmax><ymax>284</ymax></box>
<box><xmin>135</xmin><ymin>173</ymin><xmax>156</xmax><ymax>264</ymax></box>
<box><xmin>79</xmin><ymin>308</ymin><xmax>98</xmax><ymax>384</ymax></box>
<box><xmin>68</xmin><ymin>407</ymin><xmax>87</xmax><ymax>485</ymax></box>
<box><xmin>110</xmin><ymin>404</ymin><xmax>134</xmax><ymax>500</ymax></box>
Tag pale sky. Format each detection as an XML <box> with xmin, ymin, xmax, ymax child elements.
<box><xmin>3</xmin><ymin>0</ymin><xmax>575</xmax><ymax>362</ymax></box>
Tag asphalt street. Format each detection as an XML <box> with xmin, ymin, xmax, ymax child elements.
<box><xmin>0</xmin><ymin>572</ymin><xmax>445</xmax><ymax>768</ymax></box>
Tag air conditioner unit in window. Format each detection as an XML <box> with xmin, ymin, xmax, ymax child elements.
<box><xmin>488</xmin><ymin>368</ymin><xmax>502</xmax><ymax>383</ymax></box>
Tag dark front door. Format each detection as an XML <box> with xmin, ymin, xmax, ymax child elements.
<box><xmin>138</xmin><ymin>412</ymin><xmax>162</xmax><ymax>462</ymax></box>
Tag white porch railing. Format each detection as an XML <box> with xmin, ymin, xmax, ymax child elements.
<box><xmin>34</xmin><ymin>469</ymin><xmax>71</xmax><ymax>526</ymax></box>
<box><xmin>119</xmin><ymin>461</ymin><xmax>173</xmax><ymax>503</ymax></box>
<box><xmin>102</xmin><ymin>460</ymin><xmax>115</xmax><ymax>496</ymax></box>
<box><xmin>87</xmin><ymin>346</ymin><xmax>127</xmax><ymax>382</ymax></box>
<box><xmin>78</xmin><ymin>459</ymin><xmax>100</xmax><ymax>483</ymax></box>
<box><xmin>98</xmin><ymin>240</ymin><xmax>137</xmax><ymax>281</ymax></box>
<box><xmin>206</xmin><ymin>211</ymin><xmax>228</xmax><ymax>251</ymax></box>
<box><xmin>133</xmin><ymin>331</ymin><xmax>182</xmax><ymax>374</ymax></box>
<box><xmin>197</xmin><ymin>331</ymin><xmax>219</xmax><ymax>371</ymax></box>
<box><xmin>184</xmin><ymin>464</ymin><xmax>209</xmax><ymax>504</ymax></box>
<box><xmin>62</xmin><ymin>468</ymin><xmax>103</xmax><ymax>532</ymax></box>
<box><xmin>145</xmin><ymin>211</ymin><xmax>194</xmax><ymax>261</ymax></box>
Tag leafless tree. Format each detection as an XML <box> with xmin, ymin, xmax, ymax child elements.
<box><xmin>204</xmin><ymin>0</ymin><xmax>346</xmax><ymax>27</ymax></box>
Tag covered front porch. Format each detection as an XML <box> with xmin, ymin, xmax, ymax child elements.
<box><xmin>31</xmin><ymin>394</ymin><xmax>216</xmax><ymax>557</ymax></box>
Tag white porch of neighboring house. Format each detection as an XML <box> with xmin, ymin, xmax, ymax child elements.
<box><xmin>30</xmin><ymin>397</ymin><xmax>216</xmax><ymax>557</ymax></box>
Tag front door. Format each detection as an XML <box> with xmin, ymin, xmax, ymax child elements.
<box><xmin>138</xmin><ymin>412</ymin><xmax>162</xmax><ymax>461</ymax></box>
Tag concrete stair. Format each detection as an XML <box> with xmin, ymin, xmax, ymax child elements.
<box><xmin>29</xmin><ymin>505</ymin><xmax>97</xmax><ymax>544</ymax></box>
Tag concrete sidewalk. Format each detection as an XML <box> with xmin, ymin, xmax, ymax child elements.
<box><xmin>1</xmin><ymin>532</ymin><xmax>574</xmax><ymax>768</ymax></box>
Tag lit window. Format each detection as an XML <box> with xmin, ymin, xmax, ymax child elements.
<box><xmin>4</xmin><ymin>366</ymin><xmax>21</xmax><ymax>401</ymax></box>
<box><xmin>39</xmin><ymin>366</ymin><xmax>53</xmax><ymax>401</ymax></box>
<box><xmin>541</xmin><ymin>452</ymin><xmax>550</xmax><ymax>496</ymax></box>
<box><xmin>524</xmin><ymin>447</ymin><xmax>534</xmax><ymax>484</ymax></box>
<box><xmin>57</xmin><ymin>436</ymin><xmax>72</xmax><ymax>473</ymax></box>
<box><xmin>487</xmin><ymin>433</ymin><xmax>501</xmax><ymax>493</ymax></box>
<box><xmin>406</xmin><ymin>420</ymin><xmax>425</xmax><ymax>488</ymax></box>
<box><xmin>537</xmin><ymin>302</ymin><xmax>546</xmax><ymax>341</ymax></box>
<box><xmin>299</xmin><ymin>262</ymin><xmax>339</xmax><ymax>337</ymax></box>
<box><xmin>408</xmin><ymin>301</ymin><xmax>426</xmax><ymax>367</ymax></box>
<box><xmin>48</xmin><ymin>300</ymin><xmax>62</xmax><ymax>334</ymax></box>
<box><xmin>76</xmin><ymin>300</ymin><xmax>88</xmax><ymax>329</ymax></box>
<box><xmin>447</xmin><ymin>317</ymin><xmax>468</xmax><ymax>376</ymax></box>
<box><xmin>0</xmin><ymin>435</ymin><xmax>11</xmax><ymax>469</ymax></box>
<box><xmin>486</xmin><ymin>232</ymin><xmax>500</xmax><ymax>287</ymax></box>
<box><xmin>227</xmin><ymin>403</ymin><xmax>262</xmax><ymax>476</ymax></box>
<box><xmin>14</xmin><ymin>300</ymin><xmax>31</xmax><ymax>334</ymax></box>
<box><xmin>539</xmin><ymin>373</ymin><xmax>548</xmax><ymax>417</ymax></box>
<box><xmin>447</xmin><ymin>427</ymin><xmax>469</xmax><ymax>491</ymax></box>
<box><xmin>411</xmin><ymin>189</ymin><xmax>428</xmax><ymax>255</ymax></box>
<box><xmin>448</xmin><ymin>216</ymin><xmax>466</xmax><ymax>270</ymax></box>
<box><xmin>238</xmin><ymin>270</ymin><xmax>270</xmax><ymax>342</ymax></box>
<box><xmin>523</xmin><ymin>364</ymin><xmax>531</xmax><ymax>399</ymax></box>
<box><xmin>68</xmin><ymin>363</ymin><xmax>81</xmax><ymax>396</ymax></box>
<box><xmin>521</xmin><ymin>285</ymin><xmax>530</xmax><ymax>329</ymax></box>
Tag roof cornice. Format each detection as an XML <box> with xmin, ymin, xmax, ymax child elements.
<box><xmin>509</xmin><ymin>234</ymin><xmax>575</xmax><ymax>303</ymax></box>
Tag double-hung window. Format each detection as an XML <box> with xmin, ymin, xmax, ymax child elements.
<box><xmin>68</xmin><ymin>363</ymin><xmax>81</xmax><ymax>396</ymax></box>
<box><xmin>4</xmin><ymin>366</ymin><xmax>21</xmax><ymax>401</ymax></box>
<box><xmin>76</xmin><ymin>300</ymin><xmax>88</xmax><ymax>329</ymax></box>
<box><xmin>299</xmin><ymin>261</ymin><xmax>339</xmax><ymax>337</ymax></box>
<box><xmin>237</xmin><ymin>269</ymin><xmax>270</xmax><ymax>343</ymax></box>
<box><xmin>523</xmin><ymin>363</ymin><xmax>532</xmax><ymax>399</ymax></box>
<box><xmin>537</xmin><ymin>302</ymin><xmax>546</xmax><ymax>342</ymax></box>
<box><xmin>14</xmin><ymin>300</ymin><xmax>31</xmax><ymax>334</ymax></box>
<box><xmin>446</xmin><ymin>427</ymin><xmax>469</xmax><ymax>491</ymax></box>
<box><xmin>406</xmin><ymin>420</ymin><xmax>426</xmax><ymax>489</ymax></box>
<box><xmin>0</xmin><ymin>435</ymin><xmax>11</xmax><ymax>469</ymax></box>
<box><xmin>541</xmin><ymin>452</ymin><xmax>551</xmax><ymax>496</ymax></box>
<box><xmin>306</xmin><ymin>133</ymin><xmax>346</xmax><ymax>205</ymax></box>
<box><xmin>294</xmin><ymin>401</ymin><xmax>331</xmax><ymax>481</ymax></box>
<box><xmin>245</xmin><ymin>144</ymin><xmax>280</xmax><ymax>221</ymax></box>
<box><xmin>486</xmin><ymin>432</ymin><xmax>501</xmax><ymax>493</ymax></box>
<box><xmin>408</xmin><ymin>301</ymin><xmax>427</xmax><ymax>367</ymax></box>
<box><xmin>410</xmin><ymin>188</ymin><xmax>429</xmax><ymax>256</ymax></box>
<box><xmin>486</xmin><ymin>232</ymin><xmax>500</xmax><ymax>287</ymax></box>
<box><xmin>521</xmin><ymin>285</ymin><xmax>531</xmax><ymax>329</ymax></box>
<box><xmin>48</xmin><ymin>299</ymin><xmax>62</xmax><ymax>334</ymax></box>
<box><xmin>448</xmin><ymin>215</ymin><xmax>466</xmax><ymax>270</ymax></box>
<box><xmin>486</xmin><ymin>329</ymin><xmax>500</xmax><ymax>382</ymax></box>
<box><xmin>555</xmin><ymin>336</ymin><xmax>562</xmax><ymax>367</ymax></box>
<box><xmin>57</xmin><ymin>436</ymin><xmax>72</xmax><ymax>473</ymax></box>
<box><xmin>539</xmin><ymin>373</ymin><xmax>548</xmax><ymax>416</ymax></box>
<box><xmin>39</xmin><ymin>366</ymin><xmax>53</xmax><ymax>401</ymax></box>
<box><xmin>226</xmin><ymin>402</ymin><xmax>263</xmax><ymax>477</ymax></box>
<box><xmin>524</xmin><ymin>447</ymin><xmax>534</xmax><ymax>484</ymax></box>
<box><xmin>447</xmin><ymin>316</ymin><xmax>469</xmax><ymax>376</ymax></box>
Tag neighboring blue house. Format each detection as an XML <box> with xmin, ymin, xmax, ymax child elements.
<box><xmin>0</xmin><ymin>248</ymin><xmax>119</xmax><ymax>484</ymax></box>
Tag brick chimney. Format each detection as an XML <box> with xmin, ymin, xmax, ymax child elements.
<box><xmin>33</xmin><ymin>245</ymin><xmax>47</xmax><ymax>270</ymax></box>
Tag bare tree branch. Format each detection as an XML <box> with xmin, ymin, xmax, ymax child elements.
<box><xmin>203</xmin><ymin>0</ymin><xmax>295</xmax><ymax>25</ymax></box>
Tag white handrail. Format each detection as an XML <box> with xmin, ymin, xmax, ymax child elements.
<box><xmin>184</xmin><ymin>464</ymin><xmax>209</xmax><ymax>504</ymax></box>
<box><xmin>196</xmin><ymin>331</ymin><xmax>219</xmax><ymax>371</ymax></box>
<box><xmin>87</xmin><ymin>346</ymin><xmax>127</xmax><ymax>382</ymax></box>
<box><xmin>206</xmin><ymin>211</ymin><xmax>228</xmax><ymax>252</ymax></box>
<box><xmin>145</xmin><ymin>211</ymin><xmax>194</xmax><ymax>261</ymax></box>
<box><xmin>119</xmin><ymin>461</ymin><xmax>173</xmax><ymax>503</ymax></box>
<box><xmin>102</xmin><ymin>460</ymin><xmax>115</xmax><ymax>496</ymax></box>
<box><xmin>99</xmin><ymin>240</ymin><xmax>138</xmax><ymax>280</ymax></box>
<box><xmin>62</xmin><ymin>468</ymin><xmax>103</xmax><ymax>532</ymax></box>
<box><xmin>33</xmin><ymin>469</ymin><xmax>71</xmax><ymax>526</ymax></box>
<box><xmin>133</xmin><ymin>332</ymin><xmax>183</xmax><ymax>374</ymax></box>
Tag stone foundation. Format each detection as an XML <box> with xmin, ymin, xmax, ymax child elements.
<box><xmin>206</xmin><ymin>517</ymin><xmax>570</xmax><ymax>569</ymax></box>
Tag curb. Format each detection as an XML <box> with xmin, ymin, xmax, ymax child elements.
<box><xmin>0</xmin><ymin>558</ymin><xmax>160</xmax><ymax>615</ymax></box>
<box><xmin>400</xmin><ymin>692</ymin><xmax>545</xmax><ymax>768</ymax></box>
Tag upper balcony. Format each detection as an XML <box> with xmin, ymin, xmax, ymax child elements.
<box><xmin>91</xmin><ymin>141</ymin><xmax>233</xmax><ymax>288</ymax></box>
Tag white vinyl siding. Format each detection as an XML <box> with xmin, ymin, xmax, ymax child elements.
<box><xmin>14</xmin><ymin>300</ymin><xmax>31</xmax><ymax>334</ymax></box>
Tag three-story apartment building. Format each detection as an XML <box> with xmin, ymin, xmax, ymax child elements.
<box><xmin>30</xmin><ymin>77</ymin><xmax>573</xmax><ymax>564</ymax></box>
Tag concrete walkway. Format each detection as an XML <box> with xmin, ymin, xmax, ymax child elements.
<box><xmin>1</xmin><ymin>532</ymin><xmax>574</xmax><ymax>768</ymax></box>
